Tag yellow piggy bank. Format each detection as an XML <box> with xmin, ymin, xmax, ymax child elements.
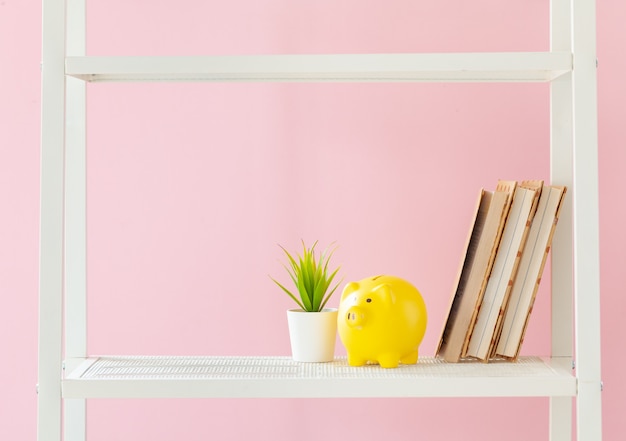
<box><xmin>338</xmin><ymin>275</ymin><xmax>427</xmax><ymax>368</ymax></box>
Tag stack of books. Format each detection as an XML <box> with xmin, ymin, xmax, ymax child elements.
<box><xmin>436</xmin><ymin>180</ymin><xmax>566</xmax><ymax>363</ymax></box>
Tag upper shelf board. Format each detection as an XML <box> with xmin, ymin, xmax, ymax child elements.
<box><xmin>65</xmin><ymin>52</ymin><xmax>572</xmax><ymax>83</ymax></box>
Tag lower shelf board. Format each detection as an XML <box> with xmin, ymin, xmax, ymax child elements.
<box><xmin>62</xmin><ymin>355</ymin><xmax>576</xmax><ymax>399</ymax></box>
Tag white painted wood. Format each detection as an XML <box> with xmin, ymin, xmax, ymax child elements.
<box><xmin>64</xmin><ymin>401</ymin><xmax>86</xmax><ymax>441</ymax></box>
<box><xmin>550</xmin><ymin>0</ymin><xmax>574</xmax><ymax>363</ymax></box>
<box><xmin>65</xmin><ymin>0</ymin><xmax>87</xmax><ymax>362</ymax></box>
<box><xmin>550</xmin><ymin>73</ymin><xmax>574</xmax><ymax>361</ymax></box>
<box><xmin>577</xmin><ymin>381</ymin><xmax>603</xmax><ymax>440</ymax></box>
<box><xmin>62</xmin><ymin>356</ymin><xmax>576</xmax><ymax>399</ymax></box>
<box><xmin>64</xmin><ymin>0</ymin><xmax>87</xmax><ymax>438</ymax></box>
<box><xmin>64</xmin><ymin>52</ymin><xmax>572</xmax><ymax>82</ymax></box>
<box><xmin>550</xmin><ymin>396</ymin><xmax>573</xmax><ymax>441</ymax></box>
<box><xmin>549</xmin><ymin>1</ymin><xmax>575</xmax><ymax>440</ymax></box>
<box><xmin>38</xmin><ymin>0</ymin><xmax>65</xmax><ymax>440</ymax></box>
<box><xmin>572</xmin><ymin>0</ymin><xmax>603</xmax><ymax>438</ymax></box>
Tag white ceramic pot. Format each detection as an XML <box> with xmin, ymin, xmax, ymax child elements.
<box><xmin>287</xmin><ymin>308</ymin><xmax>338</xmax><ymax>362</ymax></box>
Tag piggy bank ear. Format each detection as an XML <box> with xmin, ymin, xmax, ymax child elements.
<box><xmin>341</xmin><ymin>282</ymin><xmax>360</xmax><ymax>301</ymax></box>
<box><xmin>373</xmin><ymin>284</ymin><xmax>396</xmax><ymax>304</ymax></box>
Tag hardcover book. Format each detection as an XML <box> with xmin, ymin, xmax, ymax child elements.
<box><xmin>437</xmin><ymin>181</ymin><xmax>515</xmax><ymax>363</ymax></box>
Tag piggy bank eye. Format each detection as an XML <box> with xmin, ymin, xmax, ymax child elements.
<box><xmin>366</xmin><ymin>298</ymin><xmax>372</xmax><ymax>303</ymax></box>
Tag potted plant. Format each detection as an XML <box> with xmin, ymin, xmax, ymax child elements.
<box><xmin>270</xmin><ymin>241</ymin><xmax>342</xmax><ymax>362</ymax></box>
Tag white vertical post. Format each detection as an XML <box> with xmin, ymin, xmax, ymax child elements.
<box><xmin>549</xmin><ymin>0</ymin><xmax>574</xmax><ymax>439</ymax></box>
<box><xmin>38</xmin><ymin>0</ymin><xmax>65</xmax><ymax>440</ymax></box>
<box><xmin>571</xmin><ymin>0</ymin><xmax>603</xmax><ymax>439</ymax></box>
<box><xmin>65</xmin><ymin>0</ymin><xmax>87</xmax><ymax>439</ymax></box>
<box><xmin>549</xmin><ymin>75</ymin><xmax>574</xmax><ymax>440</ymax></box>
<box><xmin>66</xmin><ymin>0</ymin><xmax>87</xmax><ymax>362</ymax></box>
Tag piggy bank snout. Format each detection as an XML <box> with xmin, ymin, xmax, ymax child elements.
<box><xmin>344</xmin><ymin>306</ymin><xmax>366</xmax><ymax>327</ymax></box>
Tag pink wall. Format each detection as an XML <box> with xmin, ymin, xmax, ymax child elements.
<box><xmin>1</xmin><ymin>0</ymin><xmax>623</xmax><ymax>439</ymax></box>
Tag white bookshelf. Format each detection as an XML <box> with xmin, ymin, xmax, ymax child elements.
<box><xmin>38</xmin><ymin>0</ymin><xmax>602</xmax><ymax>440</ymax></box>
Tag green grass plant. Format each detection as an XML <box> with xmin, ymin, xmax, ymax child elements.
<box><xmin>271</xmin><ymin>241</ymin><xmax>342</xmax><ymax>312</ymax></box>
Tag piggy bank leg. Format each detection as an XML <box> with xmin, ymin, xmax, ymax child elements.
<box><xmin>377</xmin><ymin>353</ymin><xmax>400</xmax><ymax>369</ymax></box>
<box><xmin>400</xmin><ymin>350</ymin><xmax>419</xmax><ymax>365</ymax></box>
<box><xmin>347</xmin><ymin>353</ymin><xmax>367</xmax><ymax>367</ymax></box>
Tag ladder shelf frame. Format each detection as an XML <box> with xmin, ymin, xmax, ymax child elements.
<box><xmin>37</xmin><ymin>0</ymin><xmax>602</xmax><ymax>440</ymax></box>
